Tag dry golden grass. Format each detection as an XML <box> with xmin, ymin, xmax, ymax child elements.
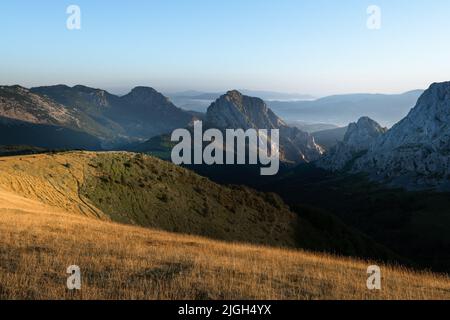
<box><xmin>0</xmin><ymin>152</ymin><xmax>107</xmax><ymax>219</ymax></box>
<box><xmin>0</xmin><ymin>152</ymin><xmax>449</xmax><ymax>300</ymax></box>
<box><xmin>0</xmin><ymin>196</ymin><xmax>449</xmax><ymax>300</ymax></box>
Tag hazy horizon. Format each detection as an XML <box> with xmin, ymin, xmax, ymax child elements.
<box><xmin>0</xmin><ymin>82</ymin><xmax>426</xmax><ymax>99</ymax></box>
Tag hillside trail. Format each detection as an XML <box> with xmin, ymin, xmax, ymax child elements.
<box><xmin>0</xmin><ymin>152</ymin><xmax>107</xmax><ymax>220</ymax></box>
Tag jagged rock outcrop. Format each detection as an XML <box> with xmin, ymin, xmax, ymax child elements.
<box><xmin>206</xmin><ymin>90</ymin><xmax>323</xmax><ymax>163</ymax></box>
<box><xmin>318</xmin><ymin>82</ymin><xmax>450</xmax><ymax>190</ymax></box>
<box><xmin>353</xmin><ymin>82</ymin><xmax>450</xmax><ymax>190</ymax></box>
<box><xmin>207</xmin><ymin>90</ymin><xmax>286</xmax><ymax>129</ymax></box>
<box><xmin>317</xmin><ymin>117</ymin><xmax>387</xmax><ymax>171</ymax></box>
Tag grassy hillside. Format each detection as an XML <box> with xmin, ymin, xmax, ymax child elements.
<box><xmin>0</xmin><ymin>151</ymin><xmax>312</xmax><ymax>249</ymax></box>
<box><xmin>0</xmin><ymin>151</ymin><xmax>448</xmax><ymax>299</ymax></box>
<box><xmin>1</xmin><ymin>196</ymin><xmax>449</xmax><ymax>300</ymax></box>
<box><xmin>170</xmin><ymin>159</ymin><xmax>450</xmax><ymax>273</ymax></box>
<box><xmin>80</xmin><ymin>152</ymin><xmax>301</xmax><ymax>247</ymax></box>
<box><xmin>0</xmin><ymin>152</ymin><xmax>396</xmax><ymax>259</ymax></box>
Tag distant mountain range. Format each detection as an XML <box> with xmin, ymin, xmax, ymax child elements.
<box><xmin>287</xmin><ymin>121</ymin><xmax>340</xmax><ymax>133</ymax></box>
<box><xmin>167</xmin><ymin>89</ymin><xmax>424</xmax><ymax>128</ymax></box>
<box><xmin>167</xmin><ymin>90</ymin><xmax>315</xmax><ymax>113</ymax></box>
<box><xmin>2</xmin><ymin>81</ymin><xmax>450</xmax><ymax>274</ymax></box>
<box><xmin>168</xmin><ymin>89</ymin><xmax>314</xmax><ymax>101</ymax></box>
<box><xmin>267</xmin><ymin>90</ymin><xmax>424</xmax><ymax>127</ymax></box>
<box><xmin>3</xmin><ymin>81</ymin><xmax>450</xmax><ymax>192</ymax></box>
<box><xmin>0</xmin><ymin>84</ymin><xmax>325</xmax><ymax>164</ymax></box>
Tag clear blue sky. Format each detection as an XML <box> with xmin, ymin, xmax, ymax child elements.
<box><xmin>1</xmin><ymin>0</ymin><xmax>450</xmax><ymax>95</ymax></box>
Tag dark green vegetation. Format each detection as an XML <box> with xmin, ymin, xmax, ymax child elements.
<box><xmin>79</xmin><ymin>152</ymin><xmax>395</xmax><ymax>261</ymax></box>
<box><xmin>126</xmin><ymin>134</ymin><xmax>175</xmax><ymax>160</ymax></box>
<box><xmin>80</xmin><ymin>153</ymin><xmax>300</xmax><ymax>248</ymax></box>
<box><xmin>0</xmin><ymin>145</ymin><xmax>47</xmax><ymax>157</ymax></box>
<box><xmin>0</xmin><ymin>117</ymin><xmax>102</xmax><ymax>150</ymax></box>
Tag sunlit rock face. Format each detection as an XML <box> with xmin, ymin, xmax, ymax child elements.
<box><xmin>317</xmin><ymin>116</ymin><xmax>386</xmax><ymax>171</ymax></box>
<box><xmin>319</xmin><ymin>82</ymin><xmax>450</xmax><ymax>191</ymax></box>
<box><xmin>353</xmin><ymin>82</ymin><xmax>450</xmax><ymax>190</ymax></box>
<box><xmin>206</xmin><ymin>90</ymin><xmax>323</xmax><ymax>164</ymax></box>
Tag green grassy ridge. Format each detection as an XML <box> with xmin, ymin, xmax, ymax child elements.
<box><xmin>78</xmin><ymin>152</ymin><xmax>398</xmax><ymax>260</ymax></box>
<box><xmin>80</xmin><ymin>152</ymin><xmax>306</xmax><ymax>248</ymax></box>
<box><xmin>77</xmin><ymin>152</ymin><xmax>389</xmax><ymax>260</ymax></box>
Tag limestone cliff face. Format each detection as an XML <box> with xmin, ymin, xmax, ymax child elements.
<box><xmin>318</xmin><ymin>82</ymin><xmax>450</xmax><ymax>191</ymax></box>
<box><xmin>207</xmin><ymin>90</ymin><xmax>286</xmax><ymax>130</ymax></box>
<box><xmin>353</xmin><ymin>82</ymin><xmax>450</xmax><ymax>190</ymax></box>
<box><xmin>317</xmin><ymin>117</ymin><xmax>387</xmax><ymax>171</ymax></box>
<box><xmin>206</xmin><ymin>90</ymin><xmax>323</xmax><ymax>163</ymax></box>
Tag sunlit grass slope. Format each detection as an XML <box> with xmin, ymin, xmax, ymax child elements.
<box><xmin>0</xmin><ymin>151</ymin><xmax>449</xmax><ymax>299</ymax></box>
<box><xmin>0</xmin><ymin>151</ymin><xmax>303</xmax><ymax>247</ymax></box>
<box><xmin>0</xmin><ymin>205</ymin><xmax>449</xmax><ymax>300</ymax></box>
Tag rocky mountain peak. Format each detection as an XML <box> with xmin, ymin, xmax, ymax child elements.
<box><xmin>316</xmin><ymin>117</ymin><xmax>385</xmax><ymax>171</ymax></box>
<box><xmin>344</xmin><ymin>116</ymin><xmax>387</xmax><ymax>147</ymax></box>
<box><xmin>72</xmin><ymin>85</ymin><xmax>99</xmax><ymax>93</ymax></box>
<box><xmin>122</xmin><ymin>86</ymin><xmax>172</xmax><ymax>107</ymax></box>
<box><xmin>129</xmin><ymin>86</ymin><xmax>159</xmax><ymax>95</ymax></box>
<box><xmin>127</xmin><ymin>86</ymin><xmax>161</xmax><ymax>98</ymax></box>
<box><xmin>348</xmin><ymin>82</ymin><xmax>450</xmax><ymax>190</ymax></box>
<box><xmin>206</xmin><ymin>90</ymin><xmax>323</xmax><ymax>164</ymax></box>
<box><xmin>206</xmin><ymin>90</ymin><xmax>285</xmax><ymax>130</ymax></box>
<box><xmin>225</xmin><ymin>89</ymin><xmax>243</xmax><ymax>99</ymax></box>
<box><xmin>401</xmin><ymin>81</ymin><xmax>450</xmax><ymax>135</ymax></box>
<box><xmin>418</xmin><ymin>81</ymin><xmax>450</xmax><ymax>104</ymax></box>
<box><xmin>318</xmin><ymin>81</ymin><xmax>450</xmax><ymax>190</ymax></box>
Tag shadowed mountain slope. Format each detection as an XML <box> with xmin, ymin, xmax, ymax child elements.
<box><xmin>31</xmin><ymin>85</ymin><xmax>195</xmax><ymax>141</ymax></box>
